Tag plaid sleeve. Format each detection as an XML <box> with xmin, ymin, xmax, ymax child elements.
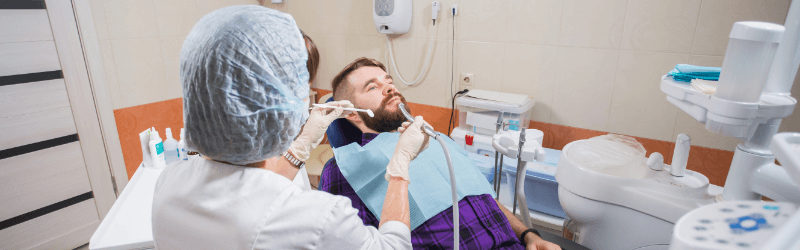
<box><xmin>319</xmin><ymin>157</ymin><xmax>380</xmax><ymax>227</ymax></box>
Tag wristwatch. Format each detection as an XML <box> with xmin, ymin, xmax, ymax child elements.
<box><xmin>520</xmin><ymin>228</ymin><xmax>541</xmax><ymax>244</ymax></box>
<box><xmin>283</xmin><ymin>150</ymin><xmax>304</xmax><ymax>169</ymax></box>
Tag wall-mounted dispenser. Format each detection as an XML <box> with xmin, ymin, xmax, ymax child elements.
<box><xmin>373</xmin><ymin>0</ymin><xmax>412</xmax><ymax>34</ymax></box>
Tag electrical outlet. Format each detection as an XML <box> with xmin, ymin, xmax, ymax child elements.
<box><xmin>460</xmin><ymin>73</ymin><xmax>474</xmax><ymax>88</ymax></box>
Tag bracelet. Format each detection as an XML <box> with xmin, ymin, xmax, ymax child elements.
<box><xmin>282</xmin><ymin>150</ymin><xmax>304</xmax><ymax>169</ymax></box>
<box><xmin>520</xmin><ymin>228</ymin><xmax>541</xmax><ymax>244</ymax></box>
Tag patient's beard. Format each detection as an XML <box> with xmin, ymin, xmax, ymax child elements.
<box><xmin>359</xmin><ymin>93</ymin><xmax>409</xmax><ymax>133</ymax></box>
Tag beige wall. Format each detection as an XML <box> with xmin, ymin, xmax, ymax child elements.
<box><xmin>91</xmin><ymin>0</ymin><xmax>800</xmax><ymax>151</ymax></box>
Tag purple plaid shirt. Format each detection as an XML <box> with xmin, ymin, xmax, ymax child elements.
<box><xmin>320</xmin><ymin>133</ymin><xmax>524</xmax><ymax>250</ymax></box>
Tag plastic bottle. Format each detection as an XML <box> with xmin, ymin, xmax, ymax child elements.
<box><xmin>164</xmin><ymin>128</ymin><xmax>179</xmax><ymax>164</ymax></box>
<box><xmin>149</xmin><ymin>130</ymin><xmax>167</xmax><ymax>168</ymax></box>
<box><xmin>178</xmin><ymin>128</ymin><xmax>188</xmax><ymax>161</ymax></box>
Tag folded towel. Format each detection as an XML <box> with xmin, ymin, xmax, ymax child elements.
<box><xmin>669</xmin><ymin>64</ymin><xmax>721</xmax><ymax>82</ymax></box>
<box><xmin>691</xmin><ymin>78</ymin><xmax>717</xmax><ymax>94</ymax></box>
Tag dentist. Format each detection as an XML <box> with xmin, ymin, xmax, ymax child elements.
<box><xmin>151</xmin><ymin>5</ymin><xmax>426</xmax><ymax>249</ymax></box>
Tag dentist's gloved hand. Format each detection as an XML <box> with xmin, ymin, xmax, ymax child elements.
<box><xmin>385</xmin><ymin>116</ymin><xmax>430</xmax><ymax>181</ymax></box>
<box><xmin>289</xmin><ymin>100</ymin><xmax>354</xmax><ymax>161</ymax></box>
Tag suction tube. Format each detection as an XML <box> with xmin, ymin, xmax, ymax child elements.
<box><xmin>398</xmin><ymin>103</ymin><xmax>459</xmax><ymax>249</ymax></box>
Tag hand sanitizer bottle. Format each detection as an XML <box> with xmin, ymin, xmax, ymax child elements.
<box><xmin>163</xmin><ymin>128</ymin><xmax>179</xmax><ymax>164</ymax></box>
<box><xmin>149</xmin><ymin>130</ymin><xmax>167</xmax><ymax>168</ymax></box>
<box><xmin>178</xmin><ymin>128</ymin><xmax>188</xmax><ymax>161</ymax></box>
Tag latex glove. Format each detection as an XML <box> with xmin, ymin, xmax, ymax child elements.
<box><xmin>289</xmin><ymin>100</ymin><xmax>354</xmax><ymax>161</ymax></box>
<box><xmin>385</xmin><ymin>116</ymin><xmax>430</xmax><ymax>181</ymax></box>
<box><xmin>525</xmin><ymin>234</ymin><xmax>562</xmax><ymax>250</ymax></box>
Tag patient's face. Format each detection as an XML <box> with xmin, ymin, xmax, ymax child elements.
<box><xmin>348</xmin><ymin>66</ymin><xmax>409</xmax><ymax>132</ymax></box>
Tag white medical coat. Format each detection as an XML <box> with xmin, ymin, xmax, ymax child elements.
<box><xmin>151</xmin><ymin>157</ymin><xmax>411</xmax><ymax>249</ymax></box>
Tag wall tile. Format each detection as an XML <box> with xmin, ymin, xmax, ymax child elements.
<box><xmin>670</xmin><ymin>55</ymin><xmax>741</xmax><ymax>150</ymax></box>
<box><xmin>505</xmin><ymin>0</ymin><xmax>563</xmax><ymax>46</ymax></box>
<box><xmin>287</xmin><ymin>0</ymin><xmax>347</xmax><ymax>34</ymax></box>
<box><xmin>261</xmin><ymin>1</ymin><xmax>289</xmax><ymax>13</ymax></box>
<box><xmin>155</xmin><ymin>0</ymin><xmax>200</xmax><ymax>37</ymax></box>
<box><xmin>345</xmin><ymin>35</ymin><xmax>387</xmax><ymax>67</ymax></box>
<box><xmin>456</xmin><ymin>0</ymin><xmax>509</xmax><ymax>43</ymax></box>
<box><xmin>692</xmin><ymin>0</ymin><xmax>791</xmax><ymax>56</ymax></box>
<box><xmin>607</xmin><ymin>51</ymin><xmax>687</xmax><ymax>141</ymax></box>
<box><xmin>390</xmin><ymin>38</ymin><xmax>450</xmax><ymax>107</ymax></box>
<box><xmin>89</xmin><ymin>0</ymin><xmax>109</xmax><ymax>41</ymax></box>
<box><xmin>550</xmin><ymin>47</ymin><xmax>619</xmax><ymax>131</ymax></box>
<box><xmin>344</xmin><ymin>0</ymin><xmax>380</xmax><ymax>36</ymax></box>
<box><xmin>455</xmin><ymin>41</ymin><xmax>506</xmax><ymax>92</ymax></box>
<box><xmin>160</xmin><ymin>36</ymin><xmax>186</xmax><ymax>100</ymax></box>
<box><xmin>689</xmin><ymin>55</ymin><xmax>724</xmax><ymax>67</ymax></box>
<box><xmin>99</xmin><ymin>40</ymin><xmax>122</xmax><ymax>109</ymax></box>
<box><xmin>111</xmin><ymin>38</ymin><xmax>168</xmax><ymax>108</ymax></box>
<box><xmin>103</xmin><ymin>0</ymin><xmax>160</xmax><ymax>39</ymax></box>
<box><xmin>560</xmin><ymin>0</ymin><xmax>627</xmax><ymax>49</ymax></box>
<box><xmin>196</xmin><ymin>0</ymin><xmax>260</xmax><ymax>17</ymax></box>
<box><xmin>309</xmin><ymin>32</ymin><xmax>348</xmax><ymax>90</ymax></box>
<box><xmin>406</xmin><ymin>0</ymin><xmax>457</xmax><ymax>39</ymax></box>
<box><xmin>501</xmin><ymin>44</ymin><xmax>559</xmax><ymax>123</ymax></box>
<box><xmin>621</xmin><ymin>0</ymin><xmax>702</xmax><ymax>53</ymax></box>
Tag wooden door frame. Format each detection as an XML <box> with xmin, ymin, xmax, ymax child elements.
<box><xmin>44</xmin><ymin>0</ymin><xmax>126</xmax><ymax>220</ymax></box>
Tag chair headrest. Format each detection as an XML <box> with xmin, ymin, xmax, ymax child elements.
<box><xmin>323</xmin><ymin>97</ymin><xmax>363</xmax><ymax>148</ymax></box>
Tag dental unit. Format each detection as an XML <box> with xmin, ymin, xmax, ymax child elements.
<box><xmin>555</xmin><ymin>0</ymin><xmax>800</xmax><ymax>249</ymax></box>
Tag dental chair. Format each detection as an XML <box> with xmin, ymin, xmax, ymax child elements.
<box><xmin>320</xmin><ymin>98</ymin><xmax>588</xmax><ymax>250</ymax></box>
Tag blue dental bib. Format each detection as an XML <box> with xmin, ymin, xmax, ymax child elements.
<box><xmin>333</xmin><ymin>132</ymin><xmax>496</xmax><ymax>230</ymax></box>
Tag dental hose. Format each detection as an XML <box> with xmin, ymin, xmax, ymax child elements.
<box><xmin>435</xmin><ymin>135</ymin><xmax>459</xmax><ymax>250</ymax></box>
<box><xmin>399</xmin><ymin>103</ymin><xmax>459</xmax><ymax>250</ymax></box>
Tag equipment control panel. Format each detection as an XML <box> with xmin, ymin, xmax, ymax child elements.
<box><xmin>671</xmin><ymin>201</ymin><xmax>795</xmax><ymax>249</ymax></box>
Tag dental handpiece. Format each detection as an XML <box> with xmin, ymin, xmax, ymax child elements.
<box><xmin>398</xmin><ymin>103</ymin><xmax>438</xmax><ymax>138</ymax></box>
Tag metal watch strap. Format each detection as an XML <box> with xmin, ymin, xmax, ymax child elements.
<box><xmin>283</xmin><ymin>150</ymin><xmax>304</xmax><ymax>169</ymax></box>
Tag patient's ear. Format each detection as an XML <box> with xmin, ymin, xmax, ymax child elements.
<box><xmin>344</xmin><ymin>111</ymin><xmax>362</xmax><ymax>124</ymax></box>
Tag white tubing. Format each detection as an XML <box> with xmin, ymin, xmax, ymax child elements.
<box><xmin>435</xmin><ymin>135</ymin><xmax>459</xmax><ymax>250</ymax></box>
<box><xmin>387</xmin><ymin>36</ymin><xmax>436</xmax><ymax>85</ymax></box>
<box><xmin>515</xmin><ymin>161</ymin><xmax>532</xmax><ymax>227</ymax></box>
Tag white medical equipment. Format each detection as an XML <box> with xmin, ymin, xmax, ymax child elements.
<box><xmin>378</xmin><ymin>0</ymin><xmax>440</xmax><ymax>86</ymax></box>
<box><xmin>558</xmin><ymin>0</ymin><xmax>800</xmax><ymax>248</ymax></box>
<box><xmin>398</xmin><ymin>102</ymin><xmax>461</xmax><ymax>250</ymax></box>
<box><xmin>311</xmin><ymin>103</ymin><xmax>375</xmax><ymax>117</ymax></box>
<box><xmin>492</xmin><ymin>128</ymin><xmax>546</xmax><ymax>228</ymax></box>
<box><xmin>670</xmin><ymin>132</ymin><xmax>800</xmax><ymax>250</ymax></box>
<box><xmin>373</xmin><ymin>0</ymin><xmax>411</xmax><ymax>35</ymax></box>
<box><xmin>557</xmin><ymin>134</ymin><xmax>719</xmax><ymax>250</ymax></box>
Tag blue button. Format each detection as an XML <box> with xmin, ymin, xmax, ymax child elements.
<box><xmin>763</xmin><ymin>205</ymin><xmax>779</xmax><ymax>210</ymax></box>
<box><xmin>729</xmin><ymin>214</ymin><xmax>770</xmax><ymax>233</ymax></box>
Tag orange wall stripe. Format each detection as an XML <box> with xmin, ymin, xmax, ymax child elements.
<box><xmin>114</xmin><ymin>89</ymin><xmax>733</xmax><ymax>187</ymax></box>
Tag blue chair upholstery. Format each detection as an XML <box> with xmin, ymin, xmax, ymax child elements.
<box><xmin>323</xmin><ymin>97</ymin><xmax>363</xmax><ymax>148</ymax></box>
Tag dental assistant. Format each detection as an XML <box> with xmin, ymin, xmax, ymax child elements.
<box><xmin>150</xmin><ymin>6</ymin><xmax>427</xmax><ymax>249</ymax></box>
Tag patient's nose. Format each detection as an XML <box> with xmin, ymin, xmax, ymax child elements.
<box><xmin>384</xmin><ymin>84</ymin><xmax>396</xmax><ymax>95</ymax></box>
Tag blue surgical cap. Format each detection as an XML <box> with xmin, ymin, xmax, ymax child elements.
<box><xmin>181</xmin><ymin>5</ymin><xmax>310</xmax><ymax>165</ymax></box>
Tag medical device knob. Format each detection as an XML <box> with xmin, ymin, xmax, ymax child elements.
<box><xmin>671</xmin><ymin>134</ymin><xmax>691</xmax><ymax>177</ymax></box>
<box><xmin>647</xmin><ymin>152</ymin><xmax>665</xmax><ymax>171</ymax></box>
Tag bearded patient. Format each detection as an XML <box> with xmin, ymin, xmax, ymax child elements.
<box><xmin>317</xmin><ymin>57</ymin><xmax>562</xmax><ymax>250</ymax></box>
